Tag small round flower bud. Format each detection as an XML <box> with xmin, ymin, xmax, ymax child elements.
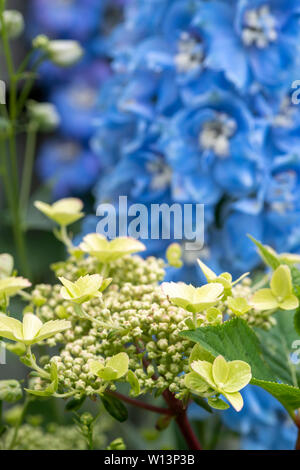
<box><xmin>0</xmin><ymin>10</ymin><xmax>24</xmax><ymax>38</ymax></box>
<box><xmin>27</xmin><ymin>101</ymin><xmax>60</xmax><ymax>132</ymax></box>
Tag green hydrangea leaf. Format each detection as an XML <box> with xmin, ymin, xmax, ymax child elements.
<box><xmin>251</xmin><ymin>379</ymin><xmax>300</xmax><ymax>412</ymax></box>
<box><xmin>101</xmin><ymin>394</ymin><xmax>128</xmax><ymax>422</ymax></box>
<box><xmin>192</xmin><ymin>395</ymin><xmax>213</xmax><ymax>413</ymax></box>
<box><xmin>207</xmin><ymin>396</ymin><xmax>229</xmax><ymax>410</ymax></box>
<box><xmin>248</xmin><ymin>235</ymin><xmax>280</xmax><ymax>270</ymax></box>
<box><xmin>180</xmin><ymin>318</ymin><xmax>273</xmax><ymax>381</ymax></box>
<box><xmin>127</xmin><ymin>370</ymin><xmax>140</xmax><ymax>396</ymax></box>
<box><xmin>294</xmin><ymin>308</ymin><xmax>300</xmax><ymax>336</ymax></box>
<box><xmin>180</xmin><ymin>317</ymin><xmax>300</xmax><ymax>412</ymax></box>
<box><xmin>256</xmin><ymin>310</ymin><xmax>300</xmax><ymax>387</ymax></box>
<box><xmin>197</xmin><ymin>259</ymin><xmax>217</xmax><ymax>282</ymax></box>
<box><xmin>65</xmin><ymin>395</ymin><xmax>86</xmax><ymax>411</ymax></box>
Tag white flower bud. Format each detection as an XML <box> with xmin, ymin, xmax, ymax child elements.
<box><xmin>47</xmin><ymin>40</ymin><xmax>83</xmax><ymax>67</ymax></box>
<box><xmin>27</xmin><ymin>101</ymin><xmax>60</xmax><ymax>132</ymax></box>
<box><xmin>0</xmin><ymin>10</ymin><xmax>24</xmax><ymax>38</ymax></box>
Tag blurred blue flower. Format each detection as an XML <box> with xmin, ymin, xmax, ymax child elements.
<box><xmin>222</xmin><ymin>386</ymin><xmax>297</xmax><ymax>450</ymax></box>
<box><xmin>50</xmin><ymin>82</ymin><xmax>100</xmax><ymax>141</ymax></box>
<box><xmin>29</xmin><ymin>0</ymin><xmax>104</xmax><ymax>41</ymax></box>
<box><xmin>193</xmin><ymin>0</ymin><xmax>300</xmax><ymax>91</ymax></box>
<box><xmin>36</xmin><ymin>139</ymin><xmax>101</xmax><ymax>199</ymax></box>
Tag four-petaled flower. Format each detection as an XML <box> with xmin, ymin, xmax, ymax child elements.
<box><xmin>251</xmin><ymin>265</ymin><xmax>299</xmax><ymax>311</ymax></box>
<box><xmin>0</xmin><ymin>312</ymin><xmax>70</xmax><ymax>346</ymax></box>
<box><xmin>161</xmin><ymin>281</ymin><xmax>224</xmax><ymax>314</ymax></box>
<box><xmin>80</xmin><ymin>233</ymin><xmax>146</xmax><ymax>263</ymax></box>
<box><xmin>59</xmin><ymin>274</ymin><xmax>105</xmax><ymax>304</ymax></box>
<box><xmin>89</xmin><ymin>352</ymin><xmax>129</xmax><ymax>381</ymax></box>
<box><xmin>0</xmin><ymin>276</ymin><xmax>31</xmax><ymax>305</ymax></box>
<box><xmin>186</xmin><ymin>355</ymin><xmax>252</xmax><ymax>412</ymax></box>
<box><xmin>34</xmin><ymin>198</ymin><xmax>84</xmax><ymax>226</ymax></box>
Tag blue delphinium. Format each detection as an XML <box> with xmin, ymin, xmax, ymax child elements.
<box><xmin>36</xmin><ymin>139</ymin><xmax>101</xmax><ymax>199</ymax></box>
<box><xmin>85</xmin><ymin>2</ymin><xmax>300</xmax><ymax>450</ymax></box>
<box><xmin>90</xmin><ymin>0</ymin><xmax>300</xmax><ymax>278</ymax></box>
<box><xmin>28</xmin><ymin>0</ymin><xmax>104</xmax><ymax>42</ymax></box>
<box><xmin>29</xmin><ymin>0</ymin><xmax>124</xmax><ymax>198</ymax></box>
<box><xmin>222</xmin><ymin>386</ymin><xmax>297</xmax><ymax>450</ymax></box>
<box><xmin>29</xmin><ymin>0</ymin><xmax>300</xmax><ymax>450</ymax></box>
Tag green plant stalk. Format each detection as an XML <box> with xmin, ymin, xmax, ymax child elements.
<box><xmin>16</xmin><ymin>55</ymin><xmax>47</xmax><ymax>118</ymax></box>
<box><xmin>8</xmin><ymin>395</ymin><xmax>30</xmax><ymax>450</ymax></box>
<box><xmin>74</xmin><ymin>304</ymin><xmax>121</xmax><ymax>331</ymax></box>
<box><xmin>26</xmin><ymin>345</ymin><xmax>51</xmax><ymax>380</ymax></box>
<box><xmin>0</xmin><ymin>2</ymin><xmax>30</xmax><ymax>277</ymax></box>
<box><xmin>20</xmin><ymin>123</ymin><xmax>37</xmax><ymax>214</ymax></box>
<box><xmin>0</xmin><ymin>140</ymin><xmax>28</xmax><ymax>276</ymax></box>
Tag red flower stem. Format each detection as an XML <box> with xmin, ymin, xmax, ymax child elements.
<box><xmin>139</xmin><ymin>346</ymin><xmax>203</xmax><ymax>450</ymax></box>
<box><xmin>175</xmin><ymin>410</ymin><xmax>203</xmax><ymax>450</ymax></box>
<box><xmin>162</xmin><ymin>389</ymin><xmax>202</xmax><ymax>450</ymax></box>
<box><xmin>106</xmin><ymin>390</ymin><xmax>173</xmax><ymax>415</ymax></box>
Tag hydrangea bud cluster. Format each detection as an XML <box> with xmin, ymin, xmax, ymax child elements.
<box><xmin>2</xmin><ymin>420</ymin><xmax>111</xmax><ymax>450</ymax></box>
<box><xmin>6</xmin><ymin>202</ymin><xmax>291</xmax><ymax>411</ymax></box>
<box><xmin>27</xmin><ymin>246</ymin><xmax>280</xmax><ymax>400</ymax></box>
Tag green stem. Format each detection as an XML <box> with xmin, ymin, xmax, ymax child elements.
<box><xmin>74</xmin><ymin>304</ymin><xmax>120</xmax><ymax>331</ymax></box>
<box><xmin>193</xmin><ymin>312</ymin><xmax>198</xmax><ymax>329</ymax></box>
<box><xmin>16</xmin><ymin>55</ymin><xmax>47</xmax><ymax>117</ymax></box>
<box><xmin>0</xmin><ymin>140</ymin><xmax>29</xmax><ymax>276</ymax></box>
<box><xmin>8</xmin><ymin>396</ymin><xmax>30</xmax><ymax>450</ymax></box>
<box><xmin>60</xmin><ymin>225</ymin><xmax>74</xmax><ymax>250</ymax></box>
<box><xmin>53</xmin><ymin>391</ymin><xmax>76</xmax><ymax>399</ymax></box>
<box><xmin>26</xmin><ymin>346</ymin><xmax>51</xmax><ymax>380</ymax></box>
<box><xmin>0</xmin><ymin>4</ymin><xmax>30</xmax><ymax>277</ymax></box>
<box><xmin>20</xmin><ymin>123</ymin><xmax>37</xmax><ymax>215</ymax></box>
